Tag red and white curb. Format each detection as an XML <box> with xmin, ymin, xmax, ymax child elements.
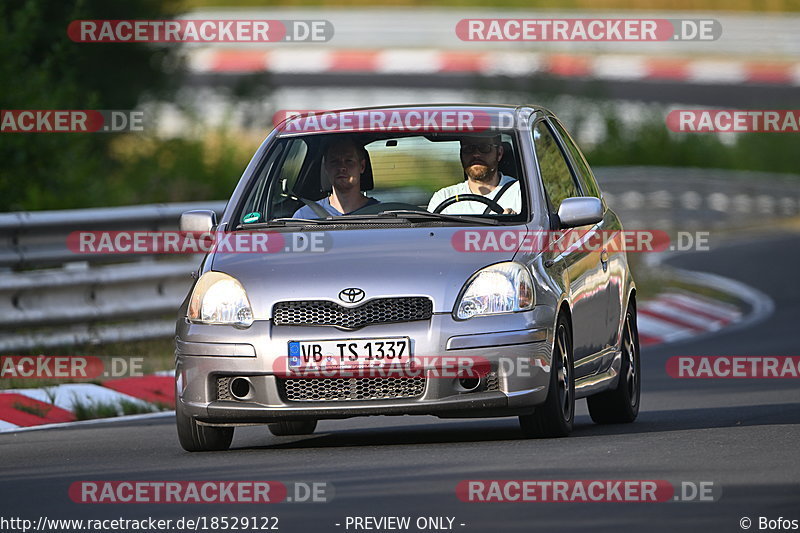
<box><xmin>0</xmin><ymin>374</ymin><xmax>173</xmax><ymax>432</ymax></box>
<box><xmin>189</xmin><ymin>48</ymin><xmax>800</xmax><ymax>86</ymax></box>
<box><xmin>637</xmin><ymin>291</ymin><xmax>741</xmax><ymax>347</ymax></box>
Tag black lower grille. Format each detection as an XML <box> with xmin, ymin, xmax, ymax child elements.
<box><xmin>216</xmin><ymin>376</ymin><xmax>232</xmax><ymax>400</ymax></box>
<box><xmin>278</xmin><ymin>377</ymin><xmax>426</xmax><ymax>401</ymax></box>
<box><xmin>485</xmin><ymin>371</ymin><xmax>500</xmax><ymax>391</ymax></box>
<box><xmin>273</xmin><ymin>297</ymin><xmax>432</xmax><ymax>330</ymax></box>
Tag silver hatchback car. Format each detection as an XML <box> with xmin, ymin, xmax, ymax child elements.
<box><xmin>175</xmin><ymin>104</ymin><xmax>640</xmax><ymax>451</ymax></box>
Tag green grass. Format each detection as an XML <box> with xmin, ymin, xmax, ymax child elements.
<box><xmin>71</xmin><ymin>397</ymin><xmax>168</xmax><ymax>421</ymax></box>
<box><xmin>627</xmin><ymin>252</ymin><xmax>748</xmax><ymax>309</ymax></box>
<box><xmin>584</xmin><ymin>112</ymin><xmax>800</xmax><ymax>177</ymax></box>
<box><xmin>663</xmin><ymin>279</ymin><xmax>742</xmax><ymax>306</ymax></box>
<box><xmin>13</xmin><ymin>401</ymin><xmax>51</xmax><ymax>418</ymax></box>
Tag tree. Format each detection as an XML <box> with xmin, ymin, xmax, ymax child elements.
<box><xmin>0</xmin><ymin>0</ymin><xmax>184</xmax><ymax>210</ymax></box>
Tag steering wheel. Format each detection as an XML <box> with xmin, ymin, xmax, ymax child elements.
<box><xmin>433</xmin><ymin>194</ymin><xmax>505</xmax><ymax>214</ymax></box>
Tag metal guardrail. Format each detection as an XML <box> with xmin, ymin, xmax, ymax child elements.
<box><xmin>0</xmin><ymin>168</ymin><xmax>797</xmax><ymax>352</ymax></box>
<box><xmin>0</xmin><ymin>261</ymin><xmax>195</xmax><ymax>328</ymax></box>
<box><xmin>0</xmin><ymin>201</ymin><xmax>225</xmax><ymax>352</ymax></box>
<box><xmin>0</xmin><ymin>201</ymin><xmax>226</xmax><ymax>269</ymax></box>
<box><xmin>0</xmin><ymin>259</ymin><xmax>201</xmax><ymax>351</ymax></box>
<box><xmin>596</xmin><ymin>167</ymin><xmax>800</xmax><ymax>231</ymax></box>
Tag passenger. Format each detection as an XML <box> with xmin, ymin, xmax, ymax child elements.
<box><xmin>427</xmin><ymin>135</ymin><xmax>520</xmax><ymax>215</ymax></box>
<box><xmin>293</xmin><ymin>137</ymin><xmax>379</xmax><ymax>218</ymax></box>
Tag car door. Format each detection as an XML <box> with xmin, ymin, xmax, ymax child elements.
<box><xmin>531</xmin><ymin>118</ymin><xmax>609</xmax><ymax>378</ymax></box>
<box><xmin>550</xmin><ymin>118</ymin><xmax>622</xmax><ymax>361</ymax></box>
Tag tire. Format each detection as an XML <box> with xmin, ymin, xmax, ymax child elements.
<box><xmin>587</xmin><ymin>301</ymin><xmax>641</xmax><ymax>424</ymax></box>
<box><xmin>268</xmin><ymin>420</ymin><xmax>318</xmax><ymax>436</ymax></box>
<box><xmin>519</xmin><ymin>314</ymin><xmax>575</xmax><ymax>438</ymax></box>
<box><xmin>176</xmin><ymin>399</ymin><xmax>234</xmax><ymax>452</ymax></box>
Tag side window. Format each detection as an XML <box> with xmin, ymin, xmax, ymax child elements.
<box><xmin>239</xmin><ymin>144</ymin><xmax>284</xmax><ymax>224</ymax></box>
<box><xmin>267</xmin><ymin>139</ymin><xmax>308</xmax><ymax>219</ymax></box>
<box><xmin>276</xmin><ymin>139</ymin><xmax>308</xmax><ymax>196</ymax></box>
<box><xmin>532</xmin><ymin>121</ymin><xmax>579</xmax><ymax>212</ymax></box>
<box><xmin>239</xmin><ymin>139</ymin><xmax>308</xmax><ymax>224</ymax></box>
<box><xmin>551</xmin><ymin>120</ymin><xmax>601</xmax><ymax>199</ymax></box>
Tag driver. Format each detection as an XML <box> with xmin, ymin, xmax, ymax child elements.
<box><xmin>427</xmin><ymin>134</ymin><xmax>521</xmax><ymax>215</ymax></box>
<box><xmin>293</xmin><ymin>137</ymin><xmax>380</xmax><ymax>218</ymax></box>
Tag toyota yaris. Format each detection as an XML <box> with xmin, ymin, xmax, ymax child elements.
<box><xmin>175</xmin><ymin>104</ymin><xmax>640</xmax><ymax>451</ymax></box>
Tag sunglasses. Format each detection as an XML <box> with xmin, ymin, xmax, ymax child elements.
<box><xmin>460</xmin><ymin>143</ymin><xmax>498</xmax><ymax>154</ymax></box>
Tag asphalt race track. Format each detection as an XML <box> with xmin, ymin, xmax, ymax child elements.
<box><xmin>1</xmin><ymin>232</ymin><xmax>798</xmax><ymax>533</ymax></box>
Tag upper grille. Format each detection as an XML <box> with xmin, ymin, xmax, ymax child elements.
<box><xmin>273</xmin><ymin>297</ymin><xmax>433</xmax><ymax>330</ymax></box>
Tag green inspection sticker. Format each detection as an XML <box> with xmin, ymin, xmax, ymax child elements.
<box><xmin>242</xmin><ymin>212</ymin><xmax>261</xmax><ymax>223</ymax></box>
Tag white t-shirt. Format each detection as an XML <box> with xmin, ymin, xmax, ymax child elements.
<box><xmin>426</xmin><ymin>174</ymin><xmax>521</xmax><ymax>215</ymax></box>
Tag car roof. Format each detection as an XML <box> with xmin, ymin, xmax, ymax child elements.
<box><xmin>294</xmin><ymin>103</ymin><xmax>546</xmax><ymax>113</ymax></box>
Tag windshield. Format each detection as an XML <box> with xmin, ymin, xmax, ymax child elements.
<box><xmin>234</xmin><ymin>131</ymin><xmax>527</xmax><ymax>227</ymax></box>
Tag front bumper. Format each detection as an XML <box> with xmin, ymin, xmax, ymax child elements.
<box><xmin>176</xmin><ymin>309</ymin><xmax>554</xmax><ymax>425</ymax></box>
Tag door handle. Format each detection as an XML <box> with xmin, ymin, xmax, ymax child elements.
<box><xmin>600</xmin><ymin>249</ymin><xmax>609</xmax><ymax>272</ymax></box>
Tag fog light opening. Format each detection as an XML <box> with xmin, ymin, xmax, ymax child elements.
<box><xmin>230</xmin><ymin>377</ymin><xmax>252</xmax><ymax>400</ymax></box>
<box><xmin>457</xmin><ymin>376</ymin><xmax>481</xmax><ymax>392</ymax></box>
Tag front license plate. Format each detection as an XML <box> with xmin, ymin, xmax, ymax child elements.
<box><xmin>287</xmin><ymin>338</ymin><xmax>412</xmax><ymax>370</ymax></box>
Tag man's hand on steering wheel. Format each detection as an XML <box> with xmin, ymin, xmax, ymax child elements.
<box><xmin>433</xmin><ymin>194</ymin><xmax>508</xmax><ymax>215</ymax></box>
<box><xmin>432</xmin><ymin>193</ymin><xmax>513</xmax><ymax>215</ymax></box>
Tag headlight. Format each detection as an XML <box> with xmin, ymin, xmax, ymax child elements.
<box><xmin>455</xmin><ymin>262</ymin><xmax>534</xmax><ymax>319</ymax></box>
<box><xmin>188</xmin><ymin>272</ymin><xmax>254</xmax><ymax>328</ymax></box>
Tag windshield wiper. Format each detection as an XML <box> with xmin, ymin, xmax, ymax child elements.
<box><xmin>237</xmin><ymin>218</ymin><xmax>328</xmax><ymax>229</ymax></box>
<box><xmin>371</xmin><ymin>210</ymin><xmax>501</xmax><ymax>225</ymax></box>
<box><xmin>237</xmin><ymin>211</ymin><xmax>502</xmax><ymax>229</ymax></box>
<box><xmin>237</xmin><ymin>216</ymin><xmax>414</xmax><ymax>229</ymax></box>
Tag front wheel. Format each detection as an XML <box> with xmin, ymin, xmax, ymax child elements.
<box><xmin>519</xmin><ymin>314</ymin><xmax>575</xmax><ymax>438</ymax></box>
<box><xmin>176</xmin><ymin>399</ymin><xmax>234</xmax><ymax>452</ymax></box>
<box><xmin>587</xmin><ymin>301</ymin><xmax>641</xmax><ymax>424</ymax></box>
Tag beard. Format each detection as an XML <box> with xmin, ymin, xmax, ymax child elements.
<box><xmin>466</xmin><ymin>163</ymin><xmax>494</xmax><ymax>182</ymax></box>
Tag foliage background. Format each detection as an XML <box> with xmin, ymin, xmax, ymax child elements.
<box><xmin>1</xmin><ymin>0</ymin><xmax>797</xmax><ymax>212</ymax></box>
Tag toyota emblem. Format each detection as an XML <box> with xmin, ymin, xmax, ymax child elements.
<box><xmin>339</xmin><ymin>288</ymin><xmax>365</xmax><ymax>303</ymax></box>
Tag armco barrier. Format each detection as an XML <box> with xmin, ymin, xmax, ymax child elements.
<box><xmin>597</xmin><ymin>166</ymin><xmax>800</xmax><ymax>231</ymax></box>
<box><xmin>0</xmin><ymin>201</ymin><xmax>226</xmax><ymax>269</ymax></box>
<box><xmin>0</xmin><ymin>201</ymin><xmax>224</xmax><ymax>351</ymax></box>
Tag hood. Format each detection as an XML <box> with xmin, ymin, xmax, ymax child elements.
<box><xmin>210</xmin><ymin>225</ymin><xmax>528</xmax><ymax>318</ymax></box>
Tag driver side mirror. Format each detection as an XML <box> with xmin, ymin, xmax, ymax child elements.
<box><xmin>180</xmin><ymin>210</ymin><xmax>216</xmax><ymax>233</ymax></box>
<box><xmin>557</xmin><ymin>197</ymin><xmax>603</xmax><ymax>228</ymax></box>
